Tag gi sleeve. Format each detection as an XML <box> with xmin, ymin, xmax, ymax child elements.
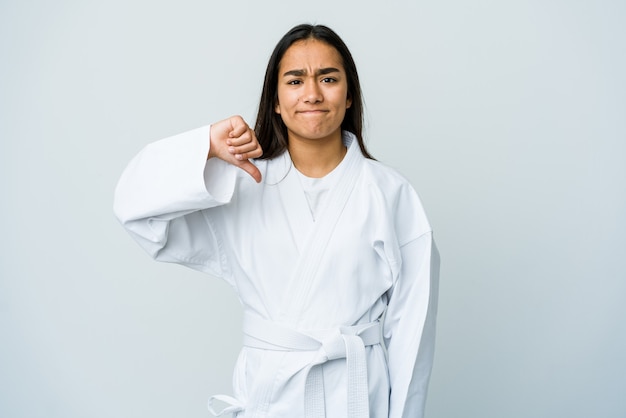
<box><xmin>113</xmin><ymin>125</ymin><xmax>239</xmax><ymax>281</ymax></box>
<box><xmin>384</xmin><ymin>231</ymin><xmax>440</xmax><ymax>418</ymax></box>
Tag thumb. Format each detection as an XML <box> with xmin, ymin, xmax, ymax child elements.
<box><xmin>237</xmin><ymin>160</ymin><xmax>262</xmax><ymax>183</ymax></box>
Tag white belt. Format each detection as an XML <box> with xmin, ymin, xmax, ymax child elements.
<box><xmin>208</xmin><ymin>314</ymin><xmax>381</xmax><ymax>418</ymax></box>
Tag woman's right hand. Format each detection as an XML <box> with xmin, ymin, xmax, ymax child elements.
<box><xmin>209</xmin><ymin>116</ymin><xmax>263</xmax><ymax>183</ymax></box>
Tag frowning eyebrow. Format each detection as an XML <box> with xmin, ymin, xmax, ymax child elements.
<box><xmin>282</xmin><ymin>67</ymin><xmax>341</xmax><ymax>77</ymax></box>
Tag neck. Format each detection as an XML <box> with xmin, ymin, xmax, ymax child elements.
<box><xmin>288</xmin><ymin>132</ymin><xmax>346</xmax><ymax>178</ymax></box>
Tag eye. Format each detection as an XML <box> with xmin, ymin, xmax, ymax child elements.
<box><xmin>321</xmin><ymin>77</ymin><xmax>337</xmax><ymax>83</ymax></box>
<box><xmin>287</xmin><ymin>79</ymin><xmax>302</xmax><ymax>85</ymax></box>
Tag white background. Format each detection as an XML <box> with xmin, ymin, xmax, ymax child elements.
<box><xmin>1</xmin><ymin>1</ymin><xmax>624</xmax><ymax>417</ymax></box>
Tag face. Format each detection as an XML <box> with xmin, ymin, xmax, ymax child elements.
<box><xmin>275</xmin><ymin>39</ymin><xmax>352</xmax><ymax>145</ymax></box>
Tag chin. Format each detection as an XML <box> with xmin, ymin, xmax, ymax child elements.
<box><xmin>289</xmin><ymin>126</ymin><xmax>342</xmax><ymax>142</ymax></box>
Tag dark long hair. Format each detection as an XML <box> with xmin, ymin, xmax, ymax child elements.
<box><xmin>254</xmin><ymin>24</ymin><xmax>373</xmax><ymax>160</ymax></box>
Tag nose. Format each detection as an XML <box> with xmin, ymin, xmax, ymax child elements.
<box><xmin>303</xmin><ymin>80</ymin><xmax>323</xmax><ymax>104</ymax></box>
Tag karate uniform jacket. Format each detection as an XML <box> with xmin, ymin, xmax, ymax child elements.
<box><xmin>113</xmin><ymin>126</ymin><xmax>439</xmax><ymax>418</ymax></box>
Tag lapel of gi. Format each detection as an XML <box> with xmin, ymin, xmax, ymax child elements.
<box><xmin>279</xmin><ymin>134</ymin><xmax>363</xmax><ymax>327</ymax></box>
<box><xmin>274</xmin><ymin>152</ymin><xmax>315</xmax><ymax>255</ymax></box>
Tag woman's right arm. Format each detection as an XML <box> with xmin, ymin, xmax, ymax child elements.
<box><xmin>113</xmin><ymin>116</ymin><xmax>262</xmax><ymax>278</ymax></box>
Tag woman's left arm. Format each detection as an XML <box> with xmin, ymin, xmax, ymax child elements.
<box><xmin>384</xmin><ymin>231</ymin><xmax>440</xmax><ymax>418</ymax></box>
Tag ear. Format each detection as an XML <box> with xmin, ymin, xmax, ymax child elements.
<box><xmin>346</xmin><ymin>96</ymin><xmax>352</xmax><ymax>109</ymax></box>
<box><xmin>275</xmin><ymin>101</ymin><xmax>281</xmax><ymax>114</ymax></box>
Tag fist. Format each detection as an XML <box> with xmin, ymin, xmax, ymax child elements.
<box><xmin>209</xmin><ymin>116</ymin><xmax>263</xmax><ymax>183</ymax></box>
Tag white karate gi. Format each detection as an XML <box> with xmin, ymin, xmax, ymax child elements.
<box><xmin>114</xmin><ymin>126</ymin><xmax>439</xmax><ymax>418</ymax></box>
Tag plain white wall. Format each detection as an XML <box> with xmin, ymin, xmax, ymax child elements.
<box><xmin>1</xmin><ymin>1</ymin><xmax>624</xmax><ymax>417</ymax></box>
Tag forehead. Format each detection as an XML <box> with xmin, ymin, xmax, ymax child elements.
<box><xmin>279</xmin><ymin>39</ymin><xmax>345</xmax><ymax>72</ymax></box>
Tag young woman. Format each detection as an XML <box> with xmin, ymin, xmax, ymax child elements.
<box><xmin>114</xmin><ymin>24</ymin><xmax>439</xmax><ymax>418</ymax></box>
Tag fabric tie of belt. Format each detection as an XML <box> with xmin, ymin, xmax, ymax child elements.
<box><xmin>208</xmin><ymin>314</ymin><xmax>381</xmax><ymax>418</ymax></box>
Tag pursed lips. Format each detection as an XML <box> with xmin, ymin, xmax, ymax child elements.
<box><xmin>296</xmin><ymin>109</ymin><xmax>329</xmax><ymax>114</ymax></box>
